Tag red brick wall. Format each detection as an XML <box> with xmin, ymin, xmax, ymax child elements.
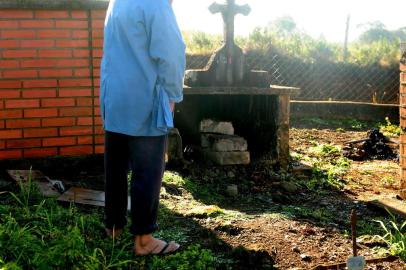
<box><xmin>0</xmin><ymin>8</ymin><xmax>106</xmax><ymax>159</ymax></box>
<box><xmin>400</xmin><ymin>50</ymin><xmax>406</xmax><ymax>193</ymax></box>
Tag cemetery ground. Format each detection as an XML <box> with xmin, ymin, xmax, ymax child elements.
<box><xmin>1</xmin><ymin>118</ymin><xmax>406</xmax><ymax>269</ymax></box>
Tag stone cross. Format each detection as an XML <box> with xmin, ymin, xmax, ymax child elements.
<box><xmin>209</xmin><ymin>0</ymin><xmax>251</xmax><ymax>47</ymax></box>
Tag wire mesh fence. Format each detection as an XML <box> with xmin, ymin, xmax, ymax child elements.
<box><xmin>186</xmin><ymin>49</ymin><xmax>400</xmax><ymax>104</ymax></box>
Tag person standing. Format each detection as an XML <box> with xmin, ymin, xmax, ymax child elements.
<box><xmin>100</xmin><ymin>0</ymin><xmax>185</xmax><ymax>255</ymax></box>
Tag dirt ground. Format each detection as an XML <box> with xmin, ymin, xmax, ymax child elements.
<box><xmin>212</xmin><ymin>119</ymin><xmax>405</xmax><ymax>269</ymax></box>
<box><xmin>1</xmin><ymin>118</ymin><xmax>405</xmax><ymax>269</ymax></box>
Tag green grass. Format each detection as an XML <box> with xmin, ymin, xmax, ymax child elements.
<box><xmin>0</xmin><ymin>171</ymin><xmax>222</xmax><ymax>270</ymax></box>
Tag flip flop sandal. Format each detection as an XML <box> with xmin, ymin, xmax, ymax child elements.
<box><xmin>158</xmin><ymin>241</ymin><xmax>180</xmax><ymax>255</ymax></box>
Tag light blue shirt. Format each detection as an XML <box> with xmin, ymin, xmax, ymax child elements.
<box><xmin>100</xmin><ymin>0</ymin><xmax>186</xmax><ymax>136</ymax></box>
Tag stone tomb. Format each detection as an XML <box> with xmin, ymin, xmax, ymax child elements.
<box><xmin>175</xmin><ymin>0</ymin><xmax>299</xmax><ymax>168</ymax></box>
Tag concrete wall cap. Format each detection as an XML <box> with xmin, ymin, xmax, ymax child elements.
<box><xmin>0</xmin><ymin>0</ymin><xmax>108</xmax><ymax>10</ymax></box>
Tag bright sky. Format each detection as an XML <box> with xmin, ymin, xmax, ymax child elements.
<box><xmin>173</xmin><ymin>0</ymin><xmax>406</xmax><ymax>43</ymax></box>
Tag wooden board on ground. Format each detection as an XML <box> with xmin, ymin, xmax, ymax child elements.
<box><xmin>58</xmin><ymin>187</ymin><xmax>131</xmax><ymax>210</ymax></box>
<box><xmin>7</xmin><ymin>170</ymin><xmax>60</xmax><ymax>197</ymax></box>
<box><xmin>368</xmin><ymin>197</ymin><xmax>406</xmax><ymax>217</ymax></box>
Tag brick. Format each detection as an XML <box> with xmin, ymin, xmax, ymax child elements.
<box><xmin>42</xmin><ymin>117</ymin><xmax>75</xmax><ymax>127</ymax></box>
<box><xmin>24</xmin><ymin>108</ymin><xmax>58</xmax><ymax>118</ymax></box>
<box><xmin>58</xmin><ymin>79</ymin><xmax>92</xmax><ymax>87</ymax></box>
<box><xmin>93</xmin><ymin>58</ymin><xmax>101</xmax><ymax>68</ymax></box>
<box><xmin>56</xmin><ymin>40</ymin><xmax>88</xmax><ymax>48</ymax></box>
<box><xmin>43</xmin><ymin>137</ymin><xmax>76</xmax><ymax>147</ymax></box>
<box><xmin>1</xmin><ymin>30</ymin><xmax>36</xmax><ymax>39</ymax></box>
<box><xmin>39</xmin><ymin>69</ymin><xmax>72</xmax><ymax>78</ymax></box>
<box><xmin>56</xmin><ymin>59</ymin><xmax>89</xmax><ymax>68</ymax></box>
<box><xmin>0</xmin><ymin>140</ymin><xmax>4</xmax><ymax>149</ymax></box>
<box><xmin>42</xmin><ymin>98</ymin><xmax>75</xmax><ymax>107</ymax></box>
<box><xmin>92</xmin><ymin>39</ymin><xmax>103</xmax><ymax>48</ymax></box>
<box><xmin>94</xmin><ymin>107</ymin><xmax>101</xmax><ymax>116</ymax></box>
<box><xmin>0</xmin><ymin>40</ymin><xmax>19</xmax><ymax>48</ymax></box>
<box><xmin>95</xmin><ymin>135</ymin><xmax>104</xmax><ymax>144</ymax></box>
<box><xmin>35</xmin><ymin>10</ymin><xmax>69</xmax><ymax>19</ymax></box>
<box><xmin>0</xmin><ymin>20</ymin><xmax>18</xmax><ymax>28</ymax></box>
<box><xmin>73</xmin><ymin>49</ymin><xmax>90</xmax><ymax>58</ymax></box>
<box><xmin>3</xmin><ymin>70</ymin><xmax>37</xmax><ymax>79</ymax></box>
<box><xmin>37</xmin><ymin>30</ymin><xmax>71</xmax><ymax>39</ymax></box>
<box><xmin>94</xmin><ymin>88</ymin><xmax>100</xmax><ymax>97</ymax></box>
<box><xmin>7</xmin><ymin>139</ymin><xmax>41</xmax><ymax>149</ymax></box>
<box><xmin>92</xmin><ymin>49</ymin><xmax>102</xmax><ymax>58</ymax></box>
<box><xmin>73</xmin><ymin>68</ymin><xmax>90</xmax><ymax>77</ymax></box>
<box><xmin>0</xmin><ymin>60</ymin><xmax>19</xmax><ymax>69</ymax></box>
<box><xmin>59</xmin><ymin>107</ymin><xmax>92</xmax><ymax>117</ymax></box>
<box><xmin>94</xmin><ymin>125</ymin><xmax>104</xmax><ymax>134</ymax></box>
<box><xmin>38</xmin><ymin>49</ymin><xmax>72</xmax><ymax>58</ymax></box>
<box><xmin>76</xmin><ymin>98</ymin><xmax>93</xmax><ymax>107</ymax></box>
<box><xmin>0</xmin><ymin>90</ymin><xmax>20</xmax><ymax>99</ymax></box>
<box><xmin>59</xmin><ymin>89</ymin><xmax>91</xmax><ymax>97</ymax></box>
<box><xmin>0</xmin><ymin>150</ymin><xmax>22</xmax><ymax>159</ymax></box>
<box><xmin>21</xmin><ymin>59</ymin><xmax>57</xmax><ymax>68</ymax></box>
<box><xmin>77</xmin><ymin>117</ymin><xmax>93</xmax><ymax>125</ymax></box>
<box><xmin>60</xmin><ymin>127</ymin><xmax>92</xmax><ymax>136</ymax></box>
<box><xmin>401</xmin><ymin>85</ymin><xmax>406</xmax><ymax>95</ymax></box>
<box><xmin>400</xmin><ymin>117</ymin><xmax>406</xmax><ymax>129</ymax></box>
<box><xmin>0</xmin><ymin>110</ymin><xmax>23</xmax><ymax>119</ymax></box>
<box><xmin>91</xmin><ymin>20</ymin><xmax>104</xmax><ymax>29</ymax></box>
<box><xmin>6</xmin><ymin>119</ymin><xmax>40</xmax><ymax>129</ymax></box>
<box><xmin>6</xmin><ymin>99</ymin><xmax>39</xmax><ymax>109</ymax></box>
<box><xmin>72</xmin><ymin>30</ymin><xmax>88</xmax><ymax>39</ymax></box>
<box><xmin>19</xmin><ymin>20</ymin><xmax>55</xmax><ymax>28</ymax></box>
<box><xmin>78</xmin><ymin>136</ymin><xmax>93</xmax><ymax>145</ymax></box>
<box><xmin>24</xmin><ymin>128</ymin><xmax>57</xmax><ymax>138</ymax></box>
<box><xmin>94</xmin><ymin>78</ymin><xmax>100</xmax><ymax>87</ymax></box>
<box><xmin>24</xmin><ymin>148</ymin><xmax>57</xmax><ymax>158</ymax></box>
<box><xmin>95</xmin><ymin>145</ymin><xmax>104</xmax><ymax>154</ymax></box>
<box><xmin>0</xmin><ymin>120</ymin><xmax>4</xmax><ymax>129</ymax></box>
<box><xmin>93</xmin><ymin>68</ymin><xmax>101</xmax><ymax>78</ymax></box>
<box><xmin>0</xmin><ymin>10</ymin><xmax>33</xmax><ymax>19</ymax></box>
<box><xmin>71</xmin><ymin>10</ymin><xmax>87</xmax><ymax>19</ymax></box>
<box><xmin>0</xmin><ymin>101</ymin><xmax>3</xmax><ymax>109</ymax></box>
<box><xmin>92</xmin><ymin>30</ymin><xmax>103</xmax><ymax>38</ymax></box>
<box><xmin>22</xmin><ymin>89</ymin><xmax>56</xmax><ymax>98</ymax></box>
<box><xmin>402</xmin><ymin>73</ymin><xmax>406</xmax><ymax>83</ymax></box>
<box><xmin>94</xmin><ymin>116</ymin><xmax>102</xmax><ymax>125</ymax></box>
<box><xmin>401</xmin><ymin>63</ymin><xmax>406</xmax><ymax>72</ymax></box>
<box><xmin>60</xmin><ymin>145</ymin><xmax>93</xmax><ymax>156</ymax></box>
<box><xmin>91</xmin><ymin>10</ymin><xmax>106</xmax><ymax>19</ymax></box>
<box><xmin>23</xmin><ymin>79</ymin><xmax>57</xmax><ymax>88</ymax></box>
<box><xmin>55</xmin><ymin>20</ymin><xmax>88</xmax><ymax>29</ymax></box>
<box><xmin>0</xmin><ymin>129</ymin><xmax>22</xmax><ymax>139</ymax></box>
<box><xmin>2</xmin><ymin>50</ymin><xmax>37</xmax><ymax>58</ymax></box>
<box><xmin>21</xmin><ymin>40</ymin><xmax>55</xmax><ymax>48</ymax></box>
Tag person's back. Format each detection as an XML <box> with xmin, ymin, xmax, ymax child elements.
<box><xmin>101</xmin><ymin>0</ymin><xmax>185</xmax><ymax>136</ymax></box>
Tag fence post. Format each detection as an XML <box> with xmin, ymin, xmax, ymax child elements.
<box><xmin>399</xmin><ymin>42</ymin><xmax>406</xmax><ymax>198</ymax></box>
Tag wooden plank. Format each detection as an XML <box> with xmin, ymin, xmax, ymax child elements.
<box><xmin>183</xmin><ymin>85</ymin><xmax>300</xmax><ymax>96</ymax></box>
<box><xmin>368</xmin><ymin>197</ymin><xmax>406</xmax><ymax>217</ymax></box>
<box><xmin>57</xmin><ymin>187</ymin><xmax>131</xmax><ymax>210</ymax></box>
<box><xmin>7</xmin><ymin>170</ymin><xmax>60</xmax><ymax>197</ymax></box>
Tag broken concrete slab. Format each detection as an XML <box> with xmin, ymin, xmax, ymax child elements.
<box><xmin>200</xmin><ymin>119</ymin><xmax>234</xmax><ymax>135</ymax></box>
<box><xmin>7</xmin><ymin>170</ymin><xmax>60</xmax><ymax>197</ymax></box>
<box><xmin>201</xmin><ymin>134</ymin><xmax>248</xmax><ymax>151</ymax></box>
<box><xmin>204</xmin><ymin>150</ymin><xmax>250</xmax><ymax>165</ymax></box>
<box><xmin>368</xmin><ymin>196</ymin><xmax>406</xmax><ymax>217</ymax></box>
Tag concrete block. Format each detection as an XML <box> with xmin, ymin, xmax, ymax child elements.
<box><xmin>204</xmin><ymin>150</ymin><xmax>250</xmax><ymax>165</ymax></box>
<box><xmin>200</xmin><ymin>119</ymin><xmax>234</xmax><ymax>135</ymax></box>
<box><xmin>201</xmin><ymin>134</ymin><xmax>247</xmax><ymax>151</ymax></box>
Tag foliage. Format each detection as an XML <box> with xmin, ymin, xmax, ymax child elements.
<box><xmin>183</xmin><ymin>17</ymin><xmax>403</xmax><ymax>67</ymax></box>
<box><xmin>375</xmin><ymin>214</ymin><xmax>406</xmax><ymax>260</ymax></box>
<box><xmin>379</xmin><ymin>117</ymin><xmax>401</xmax><ymax>137</ymax></box>
<box><xmin>151</xmin><ymin>245</ymin><xmax>218</xmax><ymax>270</ymax></box>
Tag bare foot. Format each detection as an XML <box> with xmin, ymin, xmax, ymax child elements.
<box><xmin>134</xmin><ymin>236</ymin><xmax>180</xmax><ymax>256</ymax></box>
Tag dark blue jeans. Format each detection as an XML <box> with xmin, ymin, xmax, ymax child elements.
<box><xmin>104</xmin><ymin>131</ymin><xmax>167</xmax><ymax>235</ymax></box>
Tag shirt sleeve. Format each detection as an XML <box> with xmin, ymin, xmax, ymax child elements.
<box><xmin>148</xmin><ymin>2</ymin><xmax>186</xmax><ymax>103</ymax></box>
